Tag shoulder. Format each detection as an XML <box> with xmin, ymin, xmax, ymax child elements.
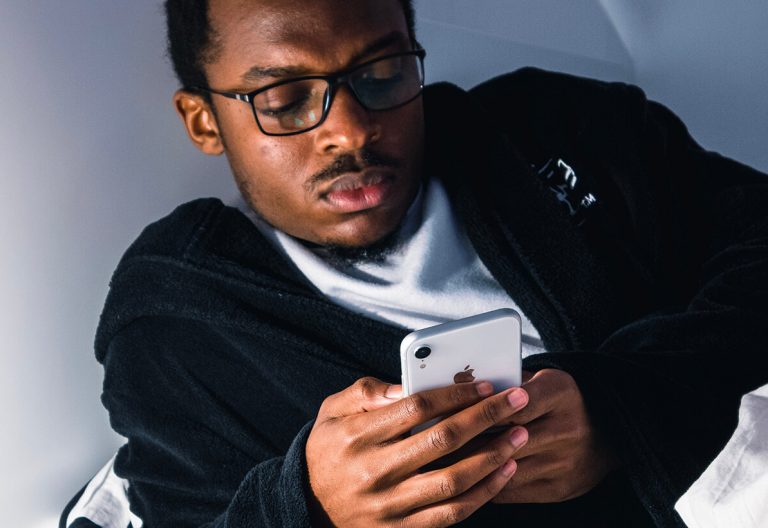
<box><xmin>94</xmin><ymin>197</ymin><xmax>287</xmax><ymax>363</ymax></box>
<box><xmin>424</xmin><ymin>67</ymin><xmax>653</xmax><ymax>157</ymax></box>
<box><xmin>467</xmin><ymin>67</ymin><xmax>655</xmax><ymax>163</ymax></box>
<box><xmin>470</xmin><ymin>66</ymin><xmax>647</xmax><ymax>111</ymax></box>
<box><xmin>119</xmin><ymin>197</ymin><xmax>226</xmax><ymax>263</ymax></box>
<box><xmin>471</xmin><ymin>67</ymin><xmax>649</xmax><ymax>129</ymax></box>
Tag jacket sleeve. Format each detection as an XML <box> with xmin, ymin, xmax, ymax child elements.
<box><xmin>101</xmin><ymin>315</ymin><xmax>315</xmax><ymax>527</ymax></box>
<box><xmin>522</xmin><ymin>72</ymin><xmax>768</xmax><ymax>527</ymax></box>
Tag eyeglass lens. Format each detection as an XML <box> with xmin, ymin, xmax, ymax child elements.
<box><xmin>251</xmin><ymin>53</ymin><xmax>423</xmax><ymax>134</ymax></box>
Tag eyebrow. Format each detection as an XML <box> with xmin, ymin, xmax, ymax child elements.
<box><xmin>241</xmin><ymin>30</ymin><xmax>410</xmax><ymax>83</ymax></box>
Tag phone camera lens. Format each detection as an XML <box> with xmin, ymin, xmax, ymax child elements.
<box><xmin>415</xmin><ymin>346</ymin><xmax>431</xmax><ymax>359</ymax></box>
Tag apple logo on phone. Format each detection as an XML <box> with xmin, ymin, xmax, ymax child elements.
<box><xmin>453</xmin><ymin>365</ymin><xmax>475</xmax><ymax>384</ymax></box>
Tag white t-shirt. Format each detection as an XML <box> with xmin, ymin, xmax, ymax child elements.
<box><xmin>234</xmin><ymin>178</ymin><xmax>546</xmax><ymax>358</ymax></box>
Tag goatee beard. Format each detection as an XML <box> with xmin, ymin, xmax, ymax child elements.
<box><xmin>303</xmin><ymin>223</ymin><xmax>406</xmax><ymax>268</ymax></box>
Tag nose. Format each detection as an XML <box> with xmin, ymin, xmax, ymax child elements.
<box><xmin>314</xmin><ymin>85</ymin><xmax>381</xmax><ymax>155</ymax></box>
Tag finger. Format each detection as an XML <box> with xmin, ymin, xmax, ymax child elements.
<box><xmin>420</xmin><ymin>433</ymin><xmax>495</xmax><ymax>472</ymax></box>
<box><xmin>389</xmin><ymin>387</ymin><xmax>529</xmax><ymax>474</ymax></box>
<box><xmin>400</xmin><ymin>458</ymin><xmax>519</xmax><ymax>528</ymax></box>
<box><xmin>319</xmin><ymin>376</ymin><xmax>403</xmax><ymax>419</ymax></box>
<box><xmin>362</xmin><ymin>380</ymin><xmax>501</xmax><ymax>442</ymax></box>
<box><xmin>491</xmin><ymin>454</ymin><xmax>564</xmax><ymax>504</ymax></box>
<box><xmin>506</xmin><ymin>369</ymin><xmax>565</xmax><ymax>425</ymax></box>
<box><xmin>509</xmin><ymin>414</ymin><xmax>564</xmax><ymax>459</ymax></box>
<box><xmin>392</xmin><ymin>426</ymin><xmax>529</xmax><ymax>512</ymax></box>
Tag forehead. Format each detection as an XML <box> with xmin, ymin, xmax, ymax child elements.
<box><xmin>206</xmin><ymin>0</ymin><xmax>410</xmax><ymax>81</ymax></box>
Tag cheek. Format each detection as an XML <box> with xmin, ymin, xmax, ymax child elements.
<box><xmin>253</xmin><ymin>134</ymin><xmax>306</xmax><ymax>172</ymax></box>
<box><xmin>250</xmin><ymin>141</ymin><xmax>307</xmax><ymax>195</ymax></box>
<box><xmin>220</xmin><ymin>105</ymin><xmax>301</xmax><ymax>170</ymax></box>
<box><xmin>234</xmin><ymin>138</ymin><xmax>313</xmax><ymax>212</ymax></box>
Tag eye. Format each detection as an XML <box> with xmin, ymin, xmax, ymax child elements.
<box><xmin>359</xmin><ymin>72</ymin><xmax>403</xmax><ymax>86</ymax></box>
<box><xmin>257</xmin><ymin>96</ymin><xmax>310</xmax><ymax>118</ymax></box>
<box><xmin>361</xmin><ymin>59</ymin><xmax>401</xmax><ymax>81</ymax></box>
<box><xmin>253</xmin><ymin>80</ymin><xmax>322</xmax><ymax>117</ymax></box>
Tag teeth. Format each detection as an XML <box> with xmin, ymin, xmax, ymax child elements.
<box><xmin>336</xmin><ymin>180</ymin><xmax>361</xmax><ymax>191</ymax></box>
<box><xmin>331</xmin><ymin>172</ymin><xmax>384</xmax><ymax>192</ymax></box>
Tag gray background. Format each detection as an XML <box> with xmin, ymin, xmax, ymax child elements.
<box><xmin>2</xmin><ymin>1</ymin><xmax>766</xmax><ymax>526</ymax></box>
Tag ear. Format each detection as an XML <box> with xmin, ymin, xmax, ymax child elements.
<box><xmin>173</xmin><ymin>90</ymin><xmax>225</xmax><ymax>155</ymax></box>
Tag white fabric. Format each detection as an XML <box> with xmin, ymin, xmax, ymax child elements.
<box><xmin>66</xmin><ymin>454</ymin><xmax>143</xmax><ymax>528</ymax></box>
<box><xmin>675</xmin><ymin>383</ymin><xmax>768</xmax><ymax>528</ymax></box>
<box><xmin>234</xmin><ymin>179</ymin><xmax>546</xmax><ymax>358</ymax></box>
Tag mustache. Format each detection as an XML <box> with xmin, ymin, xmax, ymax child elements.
<box><xmin>305</xmin><ymin>148</ymin><xmax>402</xmax><ymax>193</ymax></box>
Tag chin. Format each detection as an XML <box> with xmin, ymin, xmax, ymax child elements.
<box><xmin>314</xmin><ymin>218</ymin><xmax>405</xmax><ymax>267</ymax></box>
<box><xmin>319</xmin><ymin>228</ymin><xmax>393</xmax><ymax>250</ymax></box>
<box><xmin>326</xmin><ymin>210</ymin><xmax>405</xmax><ymax>248</ymax></box>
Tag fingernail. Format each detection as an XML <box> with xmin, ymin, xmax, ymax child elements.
<box><xmin>501</xmin><ymin>458</ymin><xmax>517</xmax><ymax>477</ymax></box>
<box><xmin>507</xmin><ymin>389</ymin><xmax>527</xmax><ymax>408</ymax></box>
<box><xmin>476</xmin><ymin>381</ymin><xmax>494</xmax><ymax>397</ymax></box>
<box><xmin>384</xmin><ymin>385</ymin><xmax>402</xmax><ymax>399</ymax></box>
<box><xmin>509</xmin><ymin>427</ymin><xmax>528</xmax><ymax>448</ymax></box>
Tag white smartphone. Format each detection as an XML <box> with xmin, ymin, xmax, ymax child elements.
<box><xmin>400</xmin><ymin>308</ymin><xmax>522</xmax><ymax>433</ymax></box>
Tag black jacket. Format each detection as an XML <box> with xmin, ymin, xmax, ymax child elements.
<box><xmin>97</xmin><ymin>68</ymin><xmax>768</xmax><ymax>527</ymax></box>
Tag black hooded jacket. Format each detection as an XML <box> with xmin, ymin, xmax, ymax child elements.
<box><xmin>96</xmin><ymin>68</ymin><xmax>768</xmax><ymax>527</ymax></box>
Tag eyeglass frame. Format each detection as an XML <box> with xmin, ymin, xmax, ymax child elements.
<box><xmin>191</xmin><ymin>48</ymin><xmax>427</xmax><ymax>137</ymax></box>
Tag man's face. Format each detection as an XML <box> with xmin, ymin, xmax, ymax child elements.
<box><xmin>192</xmin><ymin>0</ymin><xmax>424</xmax><ymax>248</ymax></box>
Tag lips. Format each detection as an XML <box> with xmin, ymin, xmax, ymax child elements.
<box><xmin>320</xmin><ymin>169</ymin><xmax>395</xmax><ymax>213</ymax></box>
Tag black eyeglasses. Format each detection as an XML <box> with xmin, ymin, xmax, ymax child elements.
<box><xmin>194</xmin><ymin>49</ymin><xmax>426</xmax><ymax>136</ymax></box>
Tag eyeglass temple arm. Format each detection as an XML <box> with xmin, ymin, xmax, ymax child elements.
<box><xmin>218</xmin><ymin>92</ymin><xmax>251</xmax><ymax>102</ymax></box>
<box><xmin>189</xmin><ymin>86</ymin><xmax>251</xmax><ymax>102</ymax></box>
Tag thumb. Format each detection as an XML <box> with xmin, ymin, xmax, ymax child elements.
<box><xmin>322</xmin><ymin>377</ymin><xmax>402</xmax><ymax>418</ymax></box>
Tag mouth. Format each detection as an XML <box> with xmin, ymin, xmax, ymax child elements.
<box><xmin>320</xmin><ymin>169</ymin><xmax>395</xmax><ymax>213</ymax></box>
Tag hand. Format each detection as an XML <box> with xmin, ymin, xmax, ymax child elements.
<box><xmin>306</xmin><ymin>377</ymin><xmax>530</xmax><ymax>527</ymax></box>
<box><xmin>492</xmin><ymin>368</ymin><xmax>619</xmax><ymax>503</ymax></box>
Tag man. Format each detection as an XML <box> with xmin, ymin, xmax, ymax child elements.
<box><xmin>90</xmin><ymin>0</ymin><xmax>768</xmax><ymax>526</ymax></box>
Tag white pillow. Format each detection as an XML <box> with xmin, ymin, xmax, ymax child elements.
<box><xmin>675</xmin><ymin>384</ymin><xmax>768</xmax><ymax>528</ymax></box>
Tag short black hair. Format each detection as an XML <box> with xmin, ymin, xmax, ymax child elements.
<box><xmin>164</xmin><ymin>0</ymin><xmax>417</xmax><ymax>93</ymax></box>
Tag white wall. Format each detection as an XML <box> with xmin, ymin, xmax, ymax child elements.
<box><xmin>0</xmin><ymin>3</ymin><xmax>234</xmax><ymax>527</ymax></box>
<box><xmin>3</xmin><ymin>2</ymin><xmax>766</xmax><ymax>527</ymax></box>
<box><xmin>418</xmin><ymin>0</ymin><xmax>634</xmax><ymax>86</ymax></box>
<box><xmin>600</xmin><ymin>0</ymin><xmax>768</xmax><ymax>172</ymax></box>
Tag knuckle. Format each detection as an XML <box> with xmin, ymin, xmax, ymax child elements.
<box><xmin>449</xmin><ymin>383</ymin><xmax>472</xmax><ymax>405</ymax></box>
<box><xmin>370</xmin><ymin>488</ymin><xmax>399</xmax><ymax>520</ymax></box>
<box><xmin>479</xmin><ymin>400</ymin><xmax>502</xmax><ymax>425</ymax></box>
<box><xmin>403</xmin><ymin>393</ymin><xmax>431</xmax><ymax>418</ymax></box>
<box><xmin>427</xmin><ymin>424</ymin><xmax>460</xmax><ymax>451</ymax></box>
<box><xmin>370</xmin><ymin>500</ymin><xmax>387</xmax><ymax>519</ymax></box>
<box><xmin>437</xmin><ymin>474</ymin><xmax>462</xmax><ymax>497</ymax></box>
<box><xmin>443</xmin><ymin>504</ymin><xmax>470</xmax><ymax>524</ymax></box>
<box><xmin>317</xmin><ymin>398</ymin><xmax>332</xmax><ymax>418</ymax></box>
<box><xmin>355</xmin><ymin>464</ymin><xmax>381</xmax><ymax>490</ymax></box>
<box><xmin>318</xmin><ymin>392</ymin><xmax>342</xmax><ymax>418</ymax></box>
<box><xmin>355</xmin><ymin>376</ymin><xmax>379</xmax><ymax>400</ymax></box>
<box><xmin>485</xmin><ymin>447</ymin><xmax>506</xmax><ymax>468</ymax></box>
<box><xmin>337</xmin><ymin>420</ymin><xmax>364</xmax><ymax>450</ymax></box>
